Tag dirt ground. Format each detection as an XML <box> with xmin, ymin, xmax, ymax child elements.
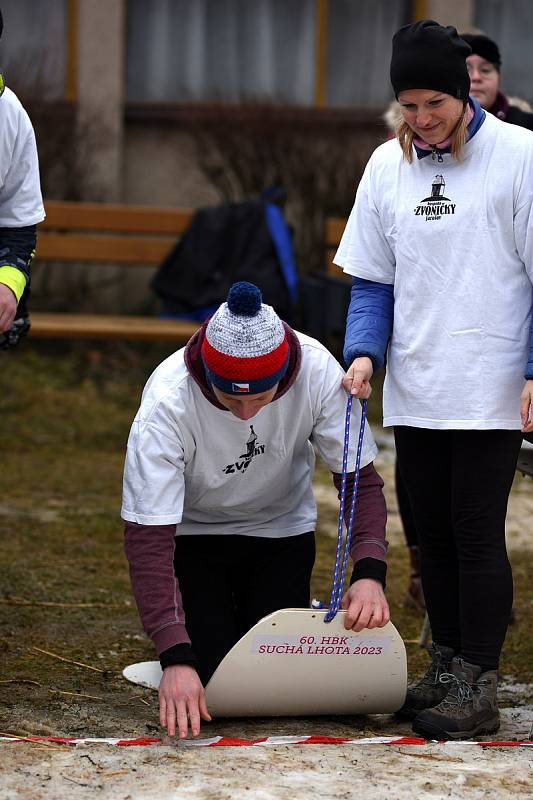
<box><xmin>2</xmin><ymin>444</ymin><xmax>531</xmax><ymax>799</ymax></box>
<box><xmin>1</xmin><ymin>350</ymin><xmax>532</xmax><ymax>798</ymax></box>
<box><xmin>1</xmin><ymin>724</ymin><xmax>532</xmax><ymax>800</ymax></box>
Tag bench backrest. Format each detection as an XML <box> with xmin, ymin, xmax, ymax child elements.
<box><xmin>40</xmin><ymin>203</ymin><xmax>348</xmax><ymax>274</ymax></box>
<box><xmin>39</xmin><ymin>200</ymin><xmax>194</xmax><ymax>265</ymax></box>
<box><xmin>324</xmin><ymin>216</ymin><xmax>348</xmax><ymax>276</ymax></box>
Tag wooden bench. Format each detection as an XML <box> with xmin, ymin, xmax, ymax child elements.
<box><xmin>324</xmin><ymin>216</ymin><xmax>349</xmax><ymax>278</ymax></box>
<box><xmin>29</xmin><ymin>200</ymin><xmax>199</xmax><ymax>342</ymax></box>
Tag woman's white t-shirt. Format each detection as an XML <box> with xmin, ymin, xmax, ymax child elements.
<box><xmin>334</xmin><ymin>112</ymin><xmax>533</xmax><ymax>430</ymax></box>
<box><xmin>122</xmin><ymin>332</ymin><xmax>377</xmax><ymax>533</ymax></box>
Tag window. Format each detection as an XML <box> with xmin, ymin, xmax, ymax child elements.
<box><xmin>326</xmin><ymin>0</ymin><xmax>409</xmax><ymax>107</ymax></box>
<box><xmin>474</xmin><ymin>0</ymin><xmax>533</xmax><ymax>105</ymax></box>
<box><xmin>0</xmin><ymin>0</ymin><xmax>67</xmax><ymax>100</ymax></box>
<box><xmin>127</xmin><ymin>0</ymin><xmax>315</xmax><ymax>105</ymax></box>
<box><xmin>127</xmin><ymin>0</ymin><xmax>410</xmax><ymax>107</ymax></box>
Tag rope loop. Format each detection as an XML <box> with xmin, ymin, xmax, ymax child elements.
<box><xmin>324</xmin><ymin>396</ymin><xmax>367</xmax><ymax>623</ymax></box>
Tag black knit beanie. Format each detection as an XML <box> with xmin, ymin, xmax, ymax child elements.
<box><xmin>390</xmin><ymin>19</ymin><xmax>471</xmax><ymax>100</ymax></box>
<box><xmin>460</xmin><ymin>33</ymin><xmax>501</xmax><ymax>71</ymax></box>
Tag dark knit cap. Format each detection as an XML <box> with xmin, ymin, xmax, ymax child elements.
<box><xmin>390</xmin><ymin>19</ymin><xmax>471</xmax><ymax>100</ymax></box>
<box><xmin>460</xmin><ymin>33</ymin><xmax>501</xmax><ymax>70</ymax></box>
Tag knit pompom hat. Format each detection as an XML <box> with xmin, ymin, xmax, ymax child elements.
<box><xmin>202</xmin><ymin>282</ymin><xmax>289</xmax><ymax>395</ymax></box>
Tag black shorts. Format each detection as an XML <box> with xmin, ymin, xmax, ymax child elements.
<box><xmin>173</xmin><ymin>531</ymin><xmax>316</xmax><ymax>684</ymax></box>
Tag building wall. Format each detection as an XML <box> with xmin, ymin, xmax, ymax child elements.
<box><xmin>32</xmin><ymin>0</ymin><xmax>481</xmax><ymax>314</ymax></box>
<box><xmin>123</xmin><ymin>126</ymin><xmax>220</xmax><ymax>208</ymax></box>
<box><xmin>425</xmin><ymin>0</ymin><xmax>475</xmax><ymax>29</ymax></box>
<box><xmin>76</xmin><ymin>0</ymin><xmax>126</xmax><ymax>202</ymax></box>
<box><xmin>87</xmin><ymin>0</ymin><xmax>476</xmax><ymax>209</ymax></box>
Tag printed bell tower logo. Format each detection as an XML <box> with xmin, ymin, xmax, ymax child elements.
<box><xmin>240</xmin><ymin>425</ymin><xmax>258</xmax><ymax>459</ymax></box>
<box><xmin>414</xmin><ymin>174</ymin><xmax>456</xmax><ymax>222</ymax></box>
<box><xmin>222</xmin><ymin>425</ymin><xmax>266</xmax><ymax>475</ymax></box>
<box><xmin>425</xmin><ymin>174</ymin><xmax>449</xmax><ymax>201</ymax></box>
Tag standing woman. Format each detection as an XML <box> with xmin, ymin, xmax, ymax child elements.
<box><xmin>335</xmin><ymin>20</ymin><xmax>533</xmax><ymax>741</ymax></box>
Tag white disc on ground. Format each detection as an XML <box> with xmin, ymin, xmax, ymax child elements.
<box><xmin>122</xmin><ymin>660</ymin><xmax>163</xmax><ymax>689</ymax></box>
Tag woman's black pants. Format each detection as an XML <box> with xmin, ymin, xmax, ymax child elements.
<box><xmin>394</xmin><ymin>427</ymin><xmax>522</xmax><ymax>671</ymax></box>
<box><xmin>395</xmin><ymin>459</ymin><xmax>419</xmax><ymax>548</ymax></box>
<box><xmin>173</xmin><ymin>531</ymin><xmax>315</xmax><ymax>685</ymax></box>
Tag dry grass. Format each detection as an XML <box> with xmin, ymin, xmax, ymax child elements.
<box><xmin>0</xmin><ymin>343</ymin><xmax>530</xmax><ymax>739</ymax></box>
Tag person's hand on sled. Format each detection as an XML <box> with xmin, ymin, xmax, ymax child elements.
<box><xmin>341</xmin><ymin>578</ymin><xmax>390</xmax><ymax>632</ymax></box>
<box><xmin>159</xmin><ymin>664</ymin><xmax>211</xmax><ymax>738</ymax></box>
<box><xmin>342</xmin><ymin>356</ymin><xmax>373</xmax><ymax>399</ymax></box>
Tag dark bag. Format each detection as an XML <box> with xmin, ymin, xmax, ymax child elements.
<box><xmin>151</xmin><ymin>199</ymin><xmax>297</xmax><ymax>322</ymax></box>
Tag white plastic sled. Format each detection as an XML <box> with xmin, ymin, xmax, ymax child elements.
<box><xmin>123</xmin><ymin>608</ymin><xmax>407</xmax><ymax>717</ymax></box>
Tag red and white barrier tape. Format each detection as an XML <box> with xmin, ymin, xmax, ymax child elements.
<box><xmin>1</xmin><ymin>735</ymin><xmax>531</xmax><ymax>748</ymax></box>
<box><xmin>0</xmin><ymin>736</ymin><xmax>161</xmax><ymax>747</ymax></box>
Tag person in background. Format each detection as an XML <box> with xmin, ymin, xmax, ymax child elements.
<box><xmin>0</xmin><ymin>8</ymin><xmax>45</xmax><ymax>349</ymax></box>
<box><xmin>336</xmin><ymin>20</ymin><xmax>533</xmax><ymax>740</ymax></box>
<box><xmin>461</xmin><ymin>31</ymin><xmax>533</xmax><ymax>130</ymax></box>
<box><xmin>122</xmin><ymin>281</ymin><xmax>389</xmax><ymax>739</ymax></box>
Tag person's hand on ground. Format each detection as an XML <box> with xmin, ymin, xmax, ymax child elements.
<box><xmin>342</xmin><ymin>356</ymin><xmax>373</xmax><ymax>399</ymax></box>
<box><xmin>341</xmin><ymin>578</ymin><xmax>390</xmax><ymax>632</ymax></box>
<box><xmin>159</xmin><ymin>663</ymin><xmax>211</xmax><ymax>738</ymax></box>
<box><xmin>0</xmin><ymin>284</ymin><xmax>17</xmax><ymax>333</ymax></box>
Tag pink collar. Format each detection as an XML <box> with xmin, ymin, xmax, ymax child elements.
<box><xmin>413</xmin><ymin>104</ymin><xmax>474</xmax><ymax>151</ymax></box>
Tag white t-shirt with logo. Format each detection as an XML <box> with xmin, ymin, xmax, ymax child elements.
<box><xmin>334</xmin><ymin>112</ymin><xmax>533</xmax><ymax>429</ymax></box>
<box><xmin>121</xmin><ymin>332</ymin><xmax>378</xmax><ymax>535</ymax></box>
<box><xmin>0</xmin><ymin>87</ymin><xmax>45</xmax><ymax>227</ymax></box>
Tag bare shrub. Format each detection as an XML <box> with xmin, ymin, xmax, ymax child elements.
<box><xmin>188</xmin><ymin>105</ymin><xmax>385</xmax><ymax>273</ymax></box>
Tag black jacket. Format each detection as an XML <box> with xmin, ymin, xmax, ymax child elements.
<box><xmin>504</xmin><ymin>104</ymin><xmax>533</xmax><ymax>131</ymax></box>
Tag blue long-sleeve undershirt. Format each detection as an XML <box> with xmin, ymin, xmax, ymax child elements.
<box><xmin>343</xmin><ymin>277</ymin><xmax>394</xmax><ymax>371</ymax></box>
<box><xmin>526</xmin><ymin>310</ymin><xmax>533</xmax><ymax>380</ymax></box>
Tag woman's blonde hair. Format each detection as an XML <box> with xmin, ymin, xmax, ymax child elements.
<box><xmin>396</xmin><ymin>102</ymin><xmax>469</xmax><ymax>163</ymax></box>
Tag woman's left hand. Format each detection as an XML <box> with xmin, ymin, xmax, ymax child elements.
<box><xmin>341</xmin><ymin>578</ymin><xmax>390</xmax><ymax>632</ymax></box>
<box><xmin>520</xmin><ymin>380</ymin><xmax>533</xmax><ymax>433</ymax></box>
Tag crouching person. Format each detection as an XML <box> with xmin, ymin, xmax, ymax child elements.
<box><xmin>122</xmin><ymin>282</ymin><xmax>389</xmax><ymax>738</ymax></box>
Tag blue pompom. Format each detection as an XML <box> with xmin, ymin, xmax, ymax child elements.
<box><xmin>227</xmin><ymin>282</ymin><xmax>262</xmax><ymax>316</ymax></box>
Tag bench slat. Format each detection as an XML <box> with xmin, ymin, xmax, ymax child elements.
<box><xmin>36</xmin><ymin>232</ymin><xmax>176</xmax><ymax>264</ymax></box>
<box><xmin>29</xmin><ymin>313</ymin><xmax>199</xmax><ymax>342</ymax></box>
<box><xmin>42</xmin><ymin>200</ymin><xmax>194</xmax><ymax>235</ymax></box>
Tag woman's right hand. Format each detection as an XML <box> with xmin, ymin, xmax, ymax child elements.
<box><xmin>520</xmin><ymin>379</ymin><xmax>533</xmax><ymax>433</ymax></box>
<box><xmin>342</xmin><ymin>356</ymin><xmax>374</xmax><ymax>399</ymax></box>
<box><xmin>159</xmin><ymin>663</ymin><xmax>211</xmax><ymax>738</ymax></box>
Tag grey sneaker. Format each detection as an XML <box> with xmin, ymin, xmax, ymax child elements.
<box><xmin>412</xmin><ymin>657</ymin><xmax>500</xmax><ymax>740</ymax></box>
<box><xmin>397</xmin><ymin>642</ymin><xmax>455</xmax><ymax>719</ymax></box>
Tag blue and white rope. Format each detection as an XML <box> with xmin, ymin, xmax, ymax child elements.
<box><xmin>324</xmin><ymin>396</ymin><xmax>367</xmax><ymax>623</ymax></box>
